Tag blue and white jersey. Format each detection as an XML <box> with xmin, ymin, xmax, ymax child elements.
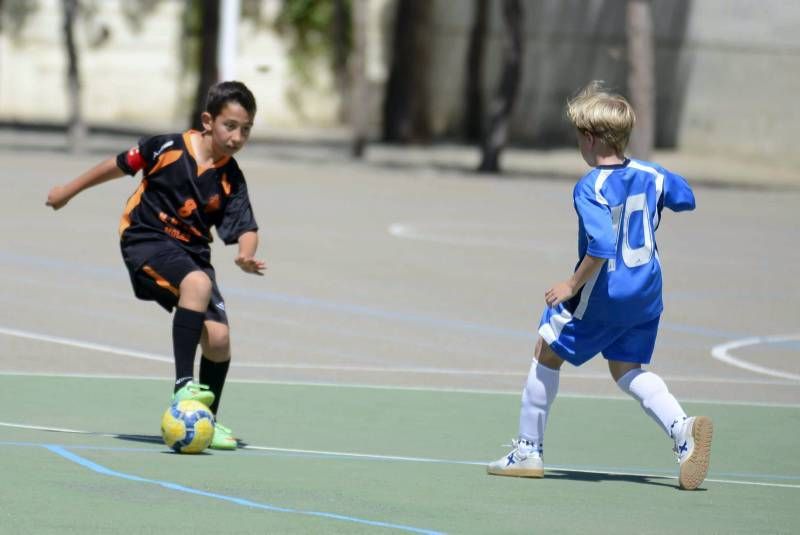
<box><xmin>566</xmin><ymin>158</ymin><xmax>695</xmax><ymax>325</ymax></box>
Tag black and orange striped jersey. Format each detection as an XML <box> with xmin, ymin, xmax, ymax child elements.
<box><xmin>116</xmin><ymin>130</ymin><xmax>258</xmax><ymax>269</ymax></box>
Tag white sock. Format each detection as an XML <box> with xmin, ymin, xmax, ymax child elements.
<box><xmin>518</xmin><ymin>361</ymin><xmax>560</xmax><ymax>451</ymax></box>
<box><xmin>617</xmin><ymin>368</ymin><xmax>686</xmax><ymax>437</ymax></box>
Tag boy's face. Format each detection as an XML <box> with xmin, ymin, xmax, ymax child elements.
<box><xmin>202</xmin><ymin>102</ymin><xmax>254</xmax><ymax>157</ymax></box>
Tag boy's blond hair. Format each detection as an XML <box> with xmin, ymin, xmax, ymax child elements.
<box><xmin>566</xmin><ymin>81</ymin><xmax>635</xmax><ymax>154</ymax></box>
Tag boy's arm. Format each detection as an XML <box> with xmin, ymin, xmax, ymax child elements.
<box><xmin>545</xmin><ymin>254</ymin><xmax>606</xmax><ymax>307</ymax></box>
<box><xmin>662</xmin><ymin>171</ymin><xmax>695</xmax><ymax>213</ymax></box>
<box><xmin>234</xmin><ymin>230</ymin><xmax>267</xmax><ymax>276</ymax></box>
<box><xmin>46</xmin><ymin>157</ymin><xmax>125</xmax><ymax>210</ymax></box>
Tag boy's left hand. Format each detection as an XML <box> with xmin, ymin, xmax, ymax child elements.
<box><xmin>46</xmin><ymin>185</ymin><xmax>71</xmax><ymax>210</ymax></box>
<box><xmin>235</xmin><ymin>255</ymin><xmax>266</xmax><ymax>275</ymax></box>
<box><xmin>545</xmin><ymin>281</ymin><xmax>576</xmax><ymax>307</ymax></box>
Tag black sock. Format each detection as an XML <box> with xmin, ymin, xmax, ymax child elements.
<box><xmin>199</xmin><ymin>355</ymin><xmax>230</xmax><ymax>414</ymax></box>
<box><xmin>172</xmin><ymin>307</ymin><xmax>206</xmax><ymax>393</ymax></box>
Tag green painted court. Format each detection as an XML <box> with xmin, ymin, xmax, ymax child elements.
<box><xmin>1</xmin><ymin>375</ymin><xmax>798</xmax><ymax>534</ymax></box>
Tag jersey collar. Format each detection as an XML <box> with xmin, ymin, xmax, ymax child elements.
<box><xmin>595</xmin><ymin>158</ymin><xmax>630</xmax><ymax>170</ymax></box>
<box><xmin>182</xmin><ymin>130</ymin><xmax>231</xmax><ymax>176</ymax></box>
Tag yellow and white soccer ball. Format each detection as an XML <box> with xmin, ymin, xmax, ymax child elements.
<box><xmin>161</xmin><ymin>399</ymin><xmax>215</xmax><ymax>453</ymax></box>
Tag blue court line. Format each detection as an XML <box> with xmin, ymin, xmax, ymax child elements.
<box><xmin>222</xmin><ymin>286</ymin><xmax>534</xmax><ymax>339</ymax></box>
<box><xmin>0</xmin><ymin>251</ymin><xmax>775</xmax><ymax>342</ymax></box>
<box><xmin>0</xmin><ymin>251</ymin><xmax>120</xmax><ymax>278</ymax></box>
<box><xmin>42</xmin><ymin>444</ymin><xmax>443</xmax><ymax>535</ymax></box>
<box><xmin>3</xmin><ymin>440</ymin><xmax>799</xmax><ymax>485</ymax></box>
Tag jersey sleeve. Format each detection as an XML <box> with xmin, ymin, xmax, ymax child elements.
<box><xmin>661</xmin><ymin>170</ymin><xmax>696</xmax><ymax>213</ymax></box>
<box><xmin>574</xmin><ymin>180</ymin><xmax>617</xmax><ymax>259</ymax></box>
<box><xmin>216</xmin><ymin>166</ymin><xmax>259</xmax><ymax>245</ymax></box>
<box><xmin>115</xmin><ymin>135</ymin><xmax>161</xmax><ymax>176</ymax></box>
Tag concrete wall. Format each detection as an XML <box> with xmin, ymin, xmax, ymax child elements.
<box><xmin>421</xmin><ymin>0</ymin><xmax>800</xmax><ymax>161</ymax></box>
<box><xmin>1</xmin><ymin>0</ymin><xmax>798</xmax><ymax>162</ymax></box>
<box><xmin>1</xmin><ymin>1</ymin><xmax>186</xmax><ymax>130</ymax></box>
<box><xmin>422</xmin><ymin>0</ymin><xmax>691</xmax><ymax>145</ymax></box>
<box><xmin>0</xmin><ymin>0</ymin><xmax>339</xmax><ymax>133</ymax></box>
<box><xmin>678</xmin><ymin>0</ymin><xmax>800</xmax><ymax>161</ymax></box>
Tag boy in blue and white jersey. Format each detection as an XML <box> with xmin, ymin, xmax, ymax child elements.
<box><xmin>487</xmin><ymin>81</ymin><xmax>713</xmax><ymax>490</ymax></box>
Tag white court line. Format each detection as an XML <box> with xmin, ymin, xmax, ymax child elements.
<box><xmin>242</xmin><ymin>445</ymin><xmax>800</xmax><ymax>490</ymax></box>
<box><xmin>1</xmin><ymin>325</ymin><xmax>518</xmax><ymax>377</ymax></box>
<box><xmin>711</xmin><ymin>335</ymin><xmax>800</xmax><ymax>382</ymax></box>
<box><xmin>0</xmin><ymin>421</ymin><xmax>99</xmax><ymax>435</ymax></box>
<box><xmin>3</xmin><ymin>325</ymin><xmax>799</xmax><ymax>387</ymax></box>
<box><xmin>1</xmin><ymin>371</ymin><xmax>799</xmax><ymax>409</ymax></box>
<box><xmin>0</xmin><ymin>326</ymin><xmax>172</xmax><ymax>363</ymax></box>
<box><xmin>387</xmin><ymin>222</ymin><xmax>567</xmax><ymax>253</ymax></box>
<box><xmin>1</xmin><ymin>420</ymin><xmax>797</xmax><ymax>490</ymax></box>
<box><xmin>386</xmin><ymin>223</ymin><xmax>799</xmax><ymax>271</ymax></box>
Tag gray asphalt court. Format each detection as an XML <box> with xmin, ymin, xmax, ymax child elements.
<box><xmin>0</xmin><ymin>134</ymin><xmax>798</xmax><ymax>533</ymax></box>
<box><xmin>3</xmin><ymin>135</ymin><xmax>798</xmax><ymax>403</ymax></box>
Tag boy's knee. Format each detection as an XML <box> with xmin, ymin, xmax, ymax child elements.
<box><xmin>180</xmin><ymin>270</ymin><xmax>212</xmax><ymax>295</ymax></box>
<box><xmin>181</xmin><ymin>270</ymin><xmax>212</xmax><ymax>289</ymax></box>
<box><xmin>202</xmin><ymin>322</ymin><xmax>230</xmax><ymax>360</ymax></box>
<box><xmin>535</xmin><ymin>338</ymin><xmax>564</xmax><ymax>370</ymax></box>
<box><xmin>177</xmin><ymin>271</ymin><xmax>213</xmax><ymax>311</ymax></box>
<box><xmin>609</xmin><ymin>361</ymin><xmax>642</xmax><ymax>383</ymax></box>
<box><xmin>616</xmin><ymin>368</ymin><xmax>667</xmax><ymax>398</ymax></box>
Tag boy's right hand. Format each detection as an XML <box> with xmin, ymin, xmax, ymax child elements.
<box><xmin>46</xmin><ymin>185</ymin><xmax>71</xmax><ymax>210</ymax></box>
<box><xmin>545</xmin><ymin>280</ymin><xmax>577</xmax><ymax>307</ymax></box>
<box><xmin>235</xmin><ymin>255</ymin><xmax>267</xmax><ymax>275</ymax></box>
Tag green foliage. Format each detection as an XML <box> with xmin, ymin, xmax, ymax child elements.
<box><xmin>0</xmin><ymin>0</ymin><xmax>154</xmax><ymax>47</ymax></box>
<box><xmin>120</xmin><ymin>0</ymin><xmax>163</xmax><ymax>33</ymax></box>
<box><xmin>0</xmin><ymin>0</ymin><xmax>39</xmax><ymax>40</ymax></box>
<box><xmin>241</xmin><ymin>0</ymin><xmax>352</xmax><ymax>117</ymax></box>
<box><xmin>273</xmin><ymin>0</ymin><xmax>352</xmax><ymax>84</ymax></box>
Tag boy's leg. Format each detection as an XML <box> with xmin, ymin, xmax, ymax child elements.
<box><xmin>199</xmin><ymin>323</ymin><xmax>236</xmax><ymax>450</ymax></box>
<box><xmin>127</xmin><ymin>245</ymin><xmax>215</xmax><ymax>406</ymax></box>
<box><xmin>488</xmin><ymin>338</ymin><xmax>562</xmax><ymax>478</ymax></box>
<box><xmin>606</xmin><ymin>317</ymin><xmax>713</xmax><ymax>490</ymax></box>
<box><xmin>199</xmin><ymin>323</ymin><xmax>237</xmax><ymax>450</ymax></box>
<box><xmin>199</xmin><ymin>320</ymin><xmax>231</xmax><ymax>415</ymax></box>
<box><xmin>612</xmin><ymin>363</ymin><xmax>686</xmax><ymax>436</ymax></box>
<box><xmin>605</xmin><ymin>317</ymin><xmax>686</xmax><ymax>436</ymax></box>
<box><xmin>197</xmin><ymin>279</ymin><xmax>237</xmax><ymax>451</ymax></box>
<box><xmin>519</xmin><ymin>338</ymin><xmax>563</xmax><ymax>450</ymax></box>
<box><xmin>173</xmin><ymin>270</ymin><xmax>213</xmax><ymax>392</ymax></box>
<box><xmin>615</xmin><ymin>364</ymin><xmax>713</xmax><ymax>489</ymax></box>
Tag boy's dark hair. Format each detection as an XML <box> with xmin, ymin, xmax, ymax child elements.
<box><xmin>205</xmin><ymin>81</ymin><xmax>257</xmax><ymax>118</ymax></box>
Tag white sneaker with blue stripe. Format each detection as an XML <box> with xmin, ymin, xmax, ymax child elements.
<box><xmin>672</xmin><ymin>416</ymin><xmax>713</xmax><ymax>490</ymax></box>
<box><xmin>487</xmin><ymin>438</ymin><xmax>544</xmax><ymax>478</ymax></box>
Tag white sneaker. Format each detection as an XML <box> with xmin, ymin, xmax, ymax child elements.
<box><xmin>672</xmin><ymin>416</ymin><xmax>713</xmax><ymax>490</ymax></box>
<box><xmin>487</xmin><ymin>439</ymin><xmax>544</xmax><ymax>478</ymax></box>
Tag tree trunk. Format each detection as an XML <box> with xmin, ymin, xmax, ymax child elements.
<box><xmin>626</xmin><ymin>0</ymin><xmax>655</xmax><ymax>160</ymax></box>
<box><xmin>478</xmin><ymin>0</ymin><xmax>523</xmax><ymax>173</ymax></box>
<box><xmin>349</xmin><ymin>0</ymin><xmax>368</xmax><ymax>158</ymax></box>
<box><xmin>190</xmin><ymin>0</ymin><xmax>220</xmax><ymax>130</ymax></box>
<box><xmin>464</xmin><ymin>0</ymin><xmax>488</xmax><ymax>142</ymax></box>
<box><xmin>332</xmin><ymin>0</ymin><xmax>350</xmax><ymax>123</ymax></box>
<box><xmin>382</xmin><ymin>0</ymin><xmax>432</xmax><ymax>143</ymax></box>
<box><xmin>62</xmin><ymin>0</ymin><xmax>86</xmax><ymax>152</ymax></box>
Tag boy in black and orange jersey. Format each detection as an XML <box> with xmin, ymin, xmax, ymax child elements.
<box><xmin>46</xmin><ymin>81</ymin><xmax>264</xmax><ymax>450</ymax></box>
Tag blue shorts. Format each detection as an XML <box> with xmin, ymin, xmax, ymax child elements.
<box><xmin>537</xmin><ymin>304</ymin><xmax>659</xmax><ymax>366</ymax></box>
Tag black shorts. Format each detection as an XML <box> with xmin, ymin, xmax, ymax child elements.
<box><xmin>121</xmin><ymin>238</ymin><xmax>228</xmax><ymax>325</ymax></box>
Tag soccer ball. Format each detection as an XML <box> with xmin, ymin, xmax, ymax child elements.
<box><xmin>161</xmin><ymin>399</ymin><xmax>215</xmax><ymax>453</ymax></box>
